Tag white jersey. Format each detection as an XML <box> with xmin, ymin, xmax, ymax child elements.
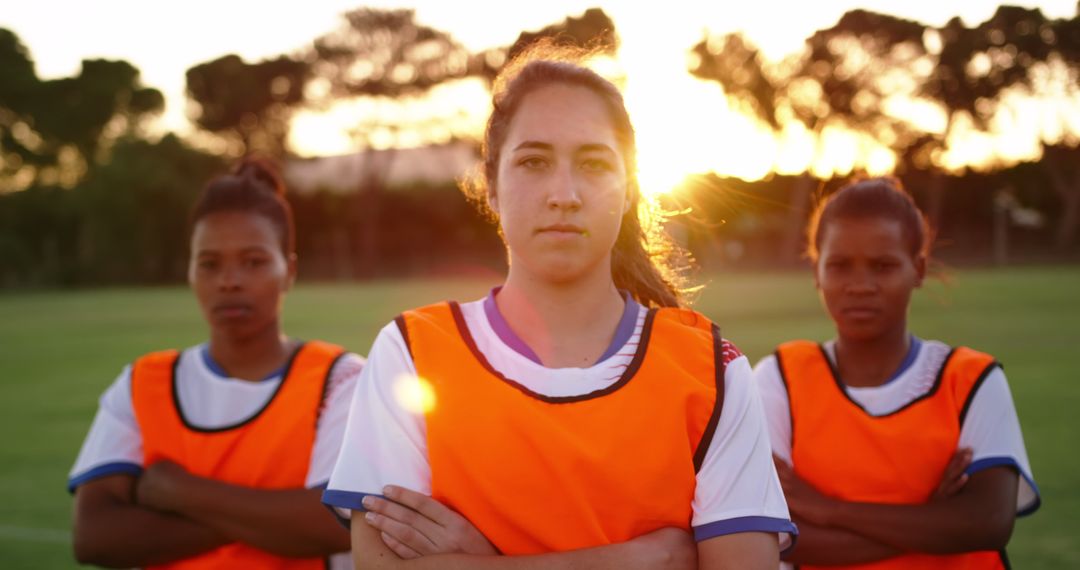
<box><xmin>69</xmin><ymin>343</ymin><xmax>364</xmax><ymax>570</ymax></box>
<box><xmin>754</xmin><ymin>338</ymin><xmax>1039</xmax><ymax>513</ymax></box>
<box><xmin>325</xmin><ymin>296</ymin><xmax>796</xmax><ymax>550</ymax></box>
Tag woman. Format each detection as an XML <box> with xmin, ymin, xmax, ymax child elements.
<box><xmin>69</xmin><ymin>159</ymin><xmax>362</xmax><ymax>569</ymax></box>
<box><xmin>323</xmin><ymin>44</ymin><xmax>795</xmax><ymax>569</ymax></box>
<box><xmin>754</xmin><ymin>178</ymin><xmax>1039</xmax><ymax>568</ymax></box>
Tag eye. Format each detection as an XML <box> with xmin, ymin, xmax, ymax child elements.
<box><xmin>197</xmin><ymin>259</ymin><xmax>219</xmax><ymax>271</ymax></box>
<box><xmin>872</xmin><ymin>260</ymin><xmax>898</xmax><ymax>272</ymax></box>
<box><xmin>244</xmin><ymin>257</ymin><xmax>269</xmax><ymax>269</ymax></box>
<box><xmin>517</xmin><ymin>156</ymin><xmax>549</xmax><ymax>170</ymax></box>
<box><xmin>580</xmin><ymin>158</ymin><xmax>613</xmax><ymax>173</ymax></box>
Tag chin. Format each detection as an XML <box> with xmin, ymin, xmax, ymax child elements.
<box><xmin>837</xmin><ymin>324</ymin><xmax>887</xmax><ymax>342</ymax></box>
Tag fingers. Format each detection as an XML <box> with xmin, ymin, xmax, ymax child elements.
<box><xmin>365</xmin><ymin>509</ymin><xmax>438</xmax><ymax>555</ymax></box>
<box><xmin>380</xmin><ymin>530</ymin><xmax>422</xmax><ymax>560</ymax></box>
<box><xmin>935</xmin><ymin>448</ymin><xmax>973</xmax><ymax>498</ymax></box>
<box><xmin>383</xmin><ymin>485</ymin><xmax>458</xmax><ymax>526</ymax></box>
<box><xmin>940</xmin><ymin>473</ymin><xmax>970</xmax><ymax>497</ymax></box>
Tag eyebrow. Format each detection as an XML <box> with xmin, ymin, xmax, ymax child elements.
<box><xmin>512</xmin><ymin>141</ymin><xmax>617</xmax><ymax>155</ymax></box>
<box><xmin>195</xmin><ymin>246</ymin><xmax>272</xmax><ymax>256</ymax></box>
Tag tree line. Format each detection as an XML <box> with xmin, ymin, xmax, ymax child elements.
<box><xmin>1</xmin><ymin>6</ymin><xmax>1077</xmax><ymax>286</ymax></box>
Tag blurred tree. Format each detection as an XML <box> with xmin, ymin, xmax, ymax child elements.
<box><xmin>691</xmin><ymin>5</ymin><xmax>1080</xmax><ymax>251</ymax></box>
<box><xmin>186</xmin><ymin>54</ymin><xmax>309</xmax><ymax>158</ymax></box>
<box><xmin>72</xmin><ymin>134</ymin><xmax>225</xmax><ymax>283</ymax></box>
<box><xmin>0</xmin><ymin>28</ymin><xmax>164</xmax><ymax>191</ymax></box>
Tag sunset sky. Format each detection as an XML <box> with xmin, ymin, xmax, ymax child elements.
<box><xmin>4</xmin><ymin>0</ymin><xmax>1079</xmax><ymax>189</ymax></box>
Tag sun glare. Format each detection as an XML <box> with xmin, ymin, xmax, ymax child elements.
<box><xmin>392</xmin><ymin>373</ymin><xmax>438</xmax><ymax>415</ymax></box>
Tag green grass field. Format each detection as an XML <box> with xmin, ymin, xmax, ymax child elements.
<box><xmin>1</xmin><ymin>268</ymin><xmax>1077</xmax><ymax>568</ymax></box>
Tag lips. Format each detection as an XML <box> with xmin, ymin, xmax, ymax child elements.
<box><xmin>841</xmin><ymin>307</ymin><xmax>880</xmax><ymax>320</ymax></box>
<box><xmin>212</xmin><ymin>302</ymin><xmax>254</xmax><ymax>319</ymax></box>
<box><xmin>536</xmin><ymin>223</ymin><xmax>585</xmax><ymax>235</ymax></box>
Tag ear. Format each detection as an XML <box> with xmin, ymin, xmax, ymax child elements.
<box><xmin>285</xmin><ymin>252</ymin><xmax>298</xmax><ymax>291</ymax></box>
<box><xmin>914</xmin><ymin>255</ymin><xmax>927</xmax><ymax>288</ymax></box>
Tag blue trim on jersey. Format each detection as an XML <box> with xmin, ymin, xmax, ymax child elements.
<box><xmin>67</xmin><ymin>462</ymin><xmax>143</xmax><ymax>494</ymax></box>
<box><xmin>200</xmin><ymin>344</ymin><xmax>285</xmax><ymax>382</ymax></box>
<box><xmin>693</xmin><ymin>515</ymin><xmax>799</xmax><ymax>554</ymax></box>
<box><xmin>484</xmin><ymin>287</ymin><xmax>641</xmax><ymax>366</ymax></box>
<box><xmin>882</xmin><ymin>336</ymin><xmax>922</xmax><ymax>385</ymax></box>
<box><xmin>322</xmin><ymin>489</ymin><xmax>386</xmax><ymax>512</ymax></box>
<box><xmin>966</xmin><ymin>456</ymin><xmax>1042</xmax><ymax>517</ymax></box>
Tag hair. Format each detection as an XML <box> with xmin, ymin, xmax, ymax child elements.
<box><xmin>190</xmin><ymin>157</ymin><xmax>295</xmax><ymax>256</ymax></box>
<box><xmin>460</xmin><ymin>40</ymin><xmax>692</xmax><ymax>308</ymax></box>
<box><xmin>805</xmin><ymin>177</ymin><xmax>932</xmax><ymax>263</ymax></box>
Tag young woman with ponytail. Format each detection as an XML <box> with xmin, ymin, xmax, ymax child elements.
<box><xmin>69</xmin><ymin>159</ymin><xmax>361</xmax><ymax>569</ymax></box>
<box><xmin>323</xmin><ymin>43</ymin><xmax>795</xmax><ymax>569</ymax></box>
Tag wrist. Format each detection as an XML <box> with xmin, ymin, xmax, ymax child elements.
<box><xmin>162</xmin><ymin>469</ymin><xmax>202</xmax><ymax>515</ymax></box>
<box><xmin>821</xmin><ymin>497</ymin><xmax>847</xmax><ymax>528</ymax></box>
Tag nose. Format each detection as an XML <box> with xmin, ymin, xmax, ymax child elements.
<box><xmin>546</xmin><ymin>165</ymin><xmax>582</xmax><ymax>211</ymax></box>
<box><xmin>845</xmin><ymin>267</ymin><xmax>878</xmax><ymax>295</ymax></box>
<box><xmin>217</xmin><ymin>263</ymin><xmax>242</xmax><ymax>292</ymax></box>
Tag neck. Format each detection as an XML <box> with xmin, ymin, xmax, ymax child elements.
<box><xmin>208</xmin><ymin>321</ymin><xmax>290</xmax><ymax>382</ymax></box>
<box><xmin>498</xmin><ymin>263</ymin><xmax>625</xmax><ymax>368</ymax></box>
<box><xmin>834</xmin><ymin>323</ymin><xmax>910</xmax><ymax>388</ymax></box>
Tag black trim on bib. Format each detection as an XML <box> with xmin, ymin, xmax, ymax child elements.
<box><xmin>315</xmin><ymin>350</ymin><xmax>349</xmax><ymax>429</ymax></box>
<box><xmin>394</xmin><ymin>314</ymin><xmax>413</xmax><ymax>360</ymax></box>
<box><xmin>693</xmin><ymin>324</ymin><xmax>727</xmax><ymax>473</ymax></box>
<box><xmin>959</xmin><ymin>361</ymin><xmax>1003</xmax><ymax>427</ymax></box>
<box><xmin>173</xmin><ymin>342</ymin><xmax>306</xmax><ymax>433</ymax></box>
<box><xmin>774</xmin><ymin>348</ymin><xmax>797</xmax><ymax>451</ymax></box>
<box><xmin>447</xmin><ymin>301</ymin><xmax>656</xmax><ymax>404</ymax></box>
<box><xmin>818</xmin><ymin>344</ymin><xmax>952</xmax><ymax>419</ymax></box>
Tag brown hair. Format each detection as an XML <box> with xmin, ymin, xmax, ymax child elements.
<box><xmin>460</xmin><ymin>41</ymin><xmax>691</xmax><ymax>308</ymax></box>
<box><xmin>806</xmin><ymin>177</ymin><xmax>932</xmax><ymax>263</ymax></box>
<box><xmin>191</xmin><ymin>157</ymin><xmax>295</xmax><ymax>255</ymax></box>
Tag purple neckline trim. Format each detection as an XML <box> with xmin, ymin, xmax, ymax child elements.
<box><xmin>482</xmin><ymin>287</ymin><xmax>641</xmax><ymax>367</ymax></box>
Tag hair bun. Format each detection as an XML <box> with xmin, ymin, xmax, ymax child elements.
<box><xmin>233</xmin><ymin>157</ymin><xmax>285</xmax><ymax>197</ymax></box>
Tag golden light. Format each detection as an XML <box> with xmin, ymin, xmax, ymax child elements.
<box><xmin>392</xmin><ymin>373</ymin><xmax>437</xmax><ymax>414</ymax></box>
<box><xmin>614</xmin><ymin>17</ymin><xmax>776</xmax><ymax>197</ymax></box>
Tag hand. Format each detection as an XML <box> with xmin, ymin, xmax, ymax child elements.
<box><xmin>931</xmin><ymin>447</ymin><xmax>973</xmax><ymax>501</ymax></box>
<box><xmin>629</xmin><ymin>527</ymin><xmax>697</xmax><ymax>569</ymax></box>
<box><xmin>774</xmin><ymin>455</ymin><xmax>836</xmax><ymax>527</ymax></box>
<box><xmin>135</xmin><ymin>460</ymin><xmax>192</xmax><ymax>513</ymax></box>
<box><xmin>362</xmin><ymin>485</ymin><xmax>498</xmax><ymax>559</ymax></box>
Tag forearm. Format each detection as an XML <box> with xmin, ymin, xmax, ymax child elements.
<box><xmin>73</xmin><ymin>484</ymin><xmax>226</xmax><ymax>567</ymax></box>
<box><xmin>351</xmin><ymin>514</ymin><xmax>687</xmax><ymax>570</ymax></box>
<box><xmin>827</xmin><ymin>499</ymin><xmax>1011</xmax><ymax>554</ymax></box>
<box><xmin>169</xmin><ymin>478</ymin><xmax>349</xmax><ymax>557</ymax></box>
<box><xmin>784</xmin><ymin>517</ymin><xmax>899</xmax><ymax>565</ymax></box>
<box><xmin>821</xmin><ymin>469</ymin><xmax>1017</xmax><ymax>554</ymax></box>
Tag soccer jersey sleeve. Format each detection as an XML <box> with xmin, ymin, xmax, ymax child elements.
<box><xmin>322</xmin><ymin>323</ymin><xmax>431</xmax><ymax>516</ymax></box>
<box><xmin>958</xmin><ymin>366</ymin><xmax>1040</xmax><ymax>515</ymax></box>
<box><xmin>752</xmin><ymin>354</ymin><xmax>793</xmax><ymax>465</ymax></box>
<box><xmin>692</xmin><ymin>351</ymin><xmax>797</xmax><ymax>551</ymax></box>
<box><xmin>306</xmin><ymin>352</ymin><xmax>366</xmax><ymax>489</ymax></box>
<box><xmin>67</xmin><ymin>366</ymin><xmax>144</xmax><ymax>492</ymax></box>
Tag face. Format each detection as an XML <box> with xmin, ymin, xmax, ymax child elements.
<box><xmin>815</xmin><ymin>217</ymin><xmax>925</xmax><ymax>342</ymax></box>
<box><xmin>188</xmin><ymin>211</ymin><xmax>296</xmax><ymax>341</ymax></box>
<box><xmin>491</xmin><ymin>83</ymin><xmax>629</xmax><ymax>285</ymax></box>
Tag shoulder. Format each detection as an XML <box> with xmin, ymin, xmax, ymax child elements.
<box><xmin>326</xmin><ymin>351</ymin><xmax>366</xmax><ymax>394</ymax></box>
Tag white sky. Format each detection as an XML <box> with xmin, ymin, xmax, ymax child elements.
<box><xmin>3</xmin><ymin>1</ymin><xmax>1078</xmax><ymax>182</ymax></box>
